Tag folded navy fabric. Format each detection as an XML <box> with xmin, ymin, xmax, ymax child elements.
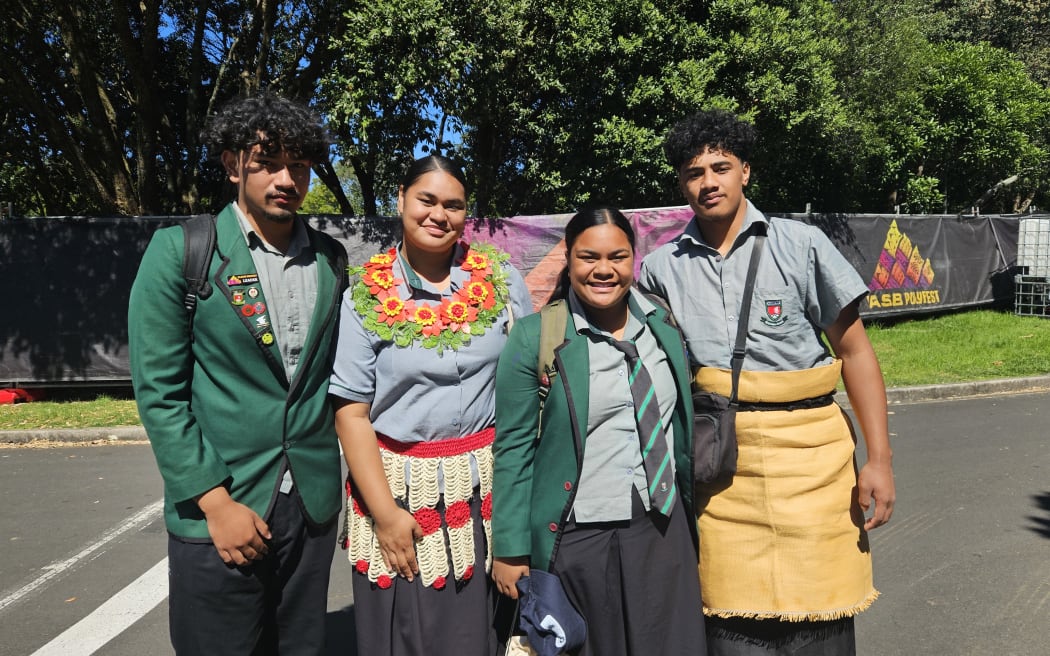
<box><xmin>515</xmin><ymin>570</ymin><xmax>587</xmax><ymax>656</ymax></box>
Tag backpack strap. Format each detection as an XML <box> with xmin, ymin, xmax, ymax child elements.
<box><xmin>536</xmin><ymin>299</ymin><xmax>569</xmax><ymax>439</ymax></box>
<box><xmin>642</xmin><ymin>292</ymin><xmax>678</xmax><ymax>328</ymax></box>
<box><xmin>180</xmin><ymin>214</ymin><xmax>217</xmax><ymax>322</ymax></box>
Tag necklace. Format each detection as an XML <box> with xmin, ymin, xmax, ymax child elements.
<box><xmin>349</xmin><ymin>241</ymin><xmax>512</xmax><ymax>351</ymax></box>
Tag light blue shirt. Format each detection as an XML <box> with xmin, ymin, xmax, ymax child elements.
<box><xmin>639</xmin><ymin>200</ymin><xmax>869</xmax><ymax>371</ymax></box>
<box><xmin>568</xmin><ymin>288</ymin><xmax>678</xmax><ymax>522</ymax></box>
<box><xmin>330</xmin><ymin>242</ymin><xmax>533</xmax><ymax>441</ymax></box>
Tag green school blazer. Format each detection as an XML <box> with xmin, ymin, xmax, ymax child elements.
<box><xmin>129</xmin><ymin>205</ymin><xmax>346</xmax><ymax>539</ymax></box>
<box><xmin>491</xmin><ymin>299</ymin><xmax>696</xmax><ymax>570</ymax></box>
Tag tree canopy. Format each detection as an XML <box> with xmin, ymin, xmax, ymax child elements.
<box><xmin>3</xmin><ymin>0</ymin><xmax>1048</xmax><ymax>217</ymax></box>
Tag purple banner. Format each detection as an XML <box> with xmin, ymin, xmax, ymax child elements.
<box><xmin>0</xmin><ymin>209</ymin><xmax>1031</xmax><ymax>386</ymax></box>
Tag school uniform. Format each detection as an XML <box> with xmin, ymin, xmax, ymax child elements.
<box><xmin>493</xmin><ymin>289</ymin><xmax>706</xmax><ymax>656</ymax></box>
<box><xmin>129</xmin><ymin>203</ymin><xmax>347</xmax><ymax>654</ymax></box>
<box><xmin>640</xmin><ymin>200</ymin><xmax>878</xmax><ymax>655</ymax></box>
<box><xmin>329</xmin><ymin>241</ymin><xmax>533</xmax><ymax>656</ymax></box>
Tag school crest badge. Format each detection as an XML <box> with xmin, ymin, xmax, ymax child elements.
<box><xmin>760</xmin><ymin>299</ymin><xmax>787</xmax><ymax>326</ymax></box>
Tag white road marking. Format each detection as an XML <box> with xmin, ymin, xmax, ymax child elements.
<box><xmin>30</xmin><ymin>558</ymin><xmax>168</xmax><ymax>656</ymax></box>
<box><xmin>0</xmin><ymin>500</ymin><xmax>163</xmax><ymax>613</ymax></box>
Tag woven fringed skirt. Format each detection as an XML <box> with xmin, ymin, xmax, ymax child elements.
<box><xmin>343</xmin><ymin>429</ymin><xmax>498</xmax><ymax>655</ymax></box>
<box><xmin>694</xmin><ymin>360</ymin><xmax>878</xmax><ymax>621</ymax></box>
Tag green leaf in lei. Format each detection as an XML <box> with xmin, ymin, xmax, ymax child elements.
<box><xmin>347</xmin><ymin>242</ymin><xmax>512</xmax><ymax>354</ymax></box>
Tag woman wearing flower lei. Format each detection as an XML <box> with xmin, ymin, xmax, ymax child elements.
<box><xmin>329</xmin><ymin>155</ymin><xmax>533</xmax><ymax>655</ymax></box>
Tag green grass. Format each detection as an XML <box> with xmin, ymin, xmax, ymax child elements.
<box><xmin>0</xmin><ymin>309</ymin><xmax>1048</xmax><ymax>431</ymax></box>
<box><xmin>0</xmin><ymin>395</ymin><xmax>140</xmax><ymax>431</ymax></box>
<box><xmin>867</xmin><ymin>309</ymin><xmax>1050</xmax><ymax>387</ymax></box>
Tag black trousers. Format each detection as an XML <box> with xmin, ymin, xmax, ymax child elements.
<box><xmin>706</xmin><ymin>616</ymin><xmax>856</xmax><ymax>656</ymax></box>
<box><xmin>167</xmin><ymin>488</ymin><xmax>337</xmax><ymax>656</ymax></box>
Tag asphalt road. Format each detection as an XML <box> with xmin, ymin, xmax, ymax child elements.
<box><xmin>856</xmin><ymin>392</ymin><xmax>1050</xmax><ymax>656</ymax></box>
<box><xmin>1</xmin><ymin>390</ymin><xmax>1048</xmax><ymax>655</ymax></box>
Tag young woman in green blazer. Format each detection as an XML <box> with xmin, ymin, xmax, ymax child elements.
<box><xmin>491</xmin><ymin>207</ymin><xmax>706</xmax><ymax>655</ymax></box>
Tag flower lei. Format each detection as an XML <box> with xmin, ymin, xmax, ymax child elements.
<box><xmin>349</xmin><ymin>241</ymin><xmax>511</xmax><ymax>351</ymax></box>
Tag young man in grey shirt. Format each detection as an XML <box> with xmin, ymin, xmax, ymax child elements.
<box><xmin>640</xmin><ymin>109</ymin><xmax>895</xmax><ymax>655</ymax></box>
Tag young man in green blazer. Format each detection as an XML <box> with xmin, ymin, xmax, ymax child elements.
<box><xmin>129</xmin><ymin>94</ymin><xmax>347</xmax><ymax>655</ymax></box>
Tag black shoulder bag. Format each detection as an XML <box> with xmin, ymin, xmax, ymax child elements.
<box><xmin>692</xmin><ymin>233</ymin><xmax>766</xmax><ymax>486</ymax></box>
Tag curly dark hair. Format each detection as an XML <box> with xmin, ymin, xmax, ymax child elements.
<box><xmin>663</xmin><ymin>109</ymin><xmax>756</xmax><ymax>172</ymax></box>
<box><xmin>201</xmin><ymin>92</ymin><xmax>331</xmax><ymax>163</ymax></box>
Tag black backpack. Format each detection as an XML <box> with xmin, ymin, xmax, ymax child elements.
<box><xmin>180</xmin><ymin>214</ymin><xmax>217</xmax><ymax>322</ymax></box>
<box><xmin>179</xmin><ymin>214</ymin><xmax>350</xmax><ymax>325</ymax></box>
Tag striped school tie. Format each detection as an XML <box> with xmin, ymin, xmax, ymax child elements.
<box><xmin>610</xmin><ymin>339</ymin><xmax>676</xmax><ymax>515</ymax></box>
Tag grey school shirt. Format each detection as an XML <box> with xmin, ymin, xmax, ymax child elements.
<box><xmin>233</xmin><ymin>205</ymin><xmax>317</xmax><ymax>380</ymax></box>
<box><xmin>234</xmin><ymin>205</ymin><xmax>319</xmax><ymax>493</ymax></box>
<box><xmin>639</xmin><ymin>200</ymin><xmax>869</xmax><ymax>371</ymax></box>
<box><xmin>568</xmin><ymin>288</ymin><xmax>678</xmax><ymax>522</ymax></box>
<box><xmin>329</xmin><ymin>242</ymin><xmax>533</xmax><ymax>441</ymax></box>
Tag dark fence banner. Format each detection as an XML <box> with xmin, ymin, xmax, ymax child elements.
<box><xmin>795</xmin><ymin>213</ymin><xmax>1020</xmax><ymax>318</ymax></box>
<box><xmin>0</xmin><ymin>209</ymin><xmax>1033</xmax><ymax>386</ymax></box>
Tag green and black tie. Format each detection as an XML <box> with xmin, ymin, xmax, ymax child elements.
<box><xmin>610</xmin><ymin>339</ymin><xmax>676</xmax><ymax>516</ymax></box>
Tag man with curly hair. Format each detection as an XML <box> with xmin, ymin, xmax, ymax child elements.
<box><xmin>640</xmin><ymin>109</ymin><xmax>896</xmax><ymax>655</ymax></box>
<box><xmin>129</xmin><ymin>93</ymin><xmax>347</xmax><ymax>654</ymax></box>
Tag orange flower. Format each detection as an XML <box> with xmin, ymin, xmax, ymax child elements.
<box><xmin>464</xmin><ymin>280</ymin><xmax>497</xmax><ymax>309</ymax></box>
<box><xmin>365</xmin><ymin>248</ymin><xmax>397</xmax><ymax>269</ymax></box>
<box><xmin>353</xmin><ymin>243</ymin><xmax>509</xmax><ymax>350</ymax></box>
<box><xmin>461</xmin><ymin>249</ymin><xmax>492</xmax><ymax>276</ymax></box>
<box><xmin>441</xmin><ymin>299</ymin><xmax>478</xmax><ymax>330</ymax></box>
<box><xmin>412</xmin><ymin>303</ymin><xmax>444</xmax><ymax>337</ymax></box>
<box><xmin>374</xmin><ymin>295</ymin><xmax>406</xmax><ymax>325</ymax></box>
<box><xmin>364</xmin><ymin>269</ymin><xmax>400</xmax><ymax>295</ymax></box>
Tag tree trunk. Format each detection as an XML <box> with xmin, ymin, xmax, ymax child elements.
<box><xmin>55</xmin><ymin>2</ymin><xmax>140</xmax><ymax>213</ymax></box>
<box><xmin>350</xmin><ymin>155</ymin><xmax>379</xmax><ymax>217</ymax></box>
<box><xmin>314</xmin><ymin>161</ymin><xmax>356</xmax><ymax>215</ymax></box>
<box><xmin>181</xmin><ymin>0</ymin><xmax>212</xmax><ymax>212</ymax></box>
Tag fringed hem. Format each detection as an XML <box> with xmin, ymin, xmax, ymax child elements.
<box><xmin>340</xmin><ymin>432</ymin><xmax>494</xmax><ymax>590</ymax></box>
<box><xmin>703</xmin><ymin>588</ymin><xmax>880</xmax><ymax>622</ymax></box>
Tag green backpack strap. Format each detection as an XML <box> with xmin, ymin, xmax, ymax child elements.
<box><xmin>536</xmin><ymin>299</ymin><xmax>569</xmax><ymax>438</ymax></box>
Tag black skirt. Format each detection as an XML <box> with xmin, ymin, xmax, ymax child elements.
<box><xmin>350</xmin><ymin>492</ymin><xmax>498</xmax><ymax>656</ymax></box>
<box><xmin>551</xmin><ymin>490</ymin><xmax>707</xmax><ymax>656</ymax></box>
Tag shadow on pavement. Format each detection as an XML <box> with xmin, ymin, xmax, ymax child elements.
<box><xmin>324</xmin><ymin>605</ymin><xmax>356</xmax><ymax>656</ymax></box>
<box><xmin>1028</xmin><ymin>491</ymin><xmax>1050</xmax><ymax>538</ymax></box>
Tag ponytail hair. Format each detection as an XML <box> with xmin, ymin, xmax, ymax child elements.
<box><xmin>546</xmin><ymin>205</ymin><xmax>635</xmax><ymax>303</ymax></box>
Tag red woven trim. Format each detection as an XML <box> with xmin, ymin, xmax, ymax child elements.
<box><xmin>376</xmin><ymin>426</ymin><xmax>495</xmax><ymax>458</ymax></box>
<box><xmin>414</xmin><ymin>507</ymin><xmax>442</xmax><ymax>535</ymax></box>
<box><xmin>445</xmin><ymin>500</ymin><xmax>471</xmax><ymax>528</ymax></box>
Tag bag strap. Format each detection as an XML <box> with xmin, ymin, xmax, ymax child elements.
<box><xmin>536</xmin><ymin>293</ymin><xmax>675</xmax><ymax>435</ymax></box>
<box><xmin>180</xmin><ymin>214</ymin><xmax>217</xmax><ymax>322</ymax></box>
<box><xmin>642</xmin><ymin>291</ymin><xmax>678</xmax><ymax>328</ymax></box>
<box><xmin>729</xmin><ymin>233</ymin><xmax>766</xmax><ymax>405</ymax></box>
<box><xmin>536</xmin><ymin>299</ymin><xmax>569</xmax><ymax>439</ymax></box>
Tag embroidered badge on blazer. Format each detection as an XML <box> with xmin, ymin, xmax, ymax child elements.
<box><xmin>226</xmin><ymin>274</ymin><xmax>274</xmax><ymax>349</ymax></box>
<box><xmin>226</xmin><ymin>273</ymin><xmax>260</xmax><ymax>286</ymax></box>
<box><xmin>760</xmin><ymin>299</ymin><xmax>788</xmax><ymax>326</ymax></box>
